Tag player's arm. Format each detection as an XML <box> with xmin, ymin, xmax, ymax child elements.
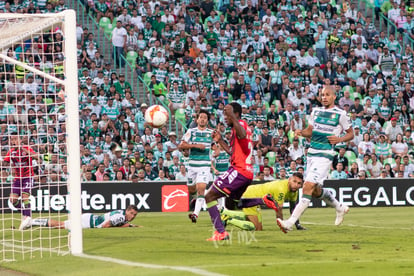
<box><xmin>224</xmin><ymin>105</ymin><xmax>246</xmax><ymax>139</ymax></box>
<box><xmin>212</xmin><ymin>130</ymin><xmax>231</xmax><ymax>155</ymax></box>
<box><xmin>98</xmin><ymin>220</ymin><xmax>112</xmax><ymax>228</ymax></box>
<box><xmin>295</xmin><ymin>124</ymin><xmax>313</xmax><ymax>138</ymax></box>
<box><xmin>119</xmin><ymin>223</ymin><xmax>142</xmax><ymax>227</ymax></box>
<box><xmin>22</xmin><ymin>147</ymin><xmax>40</xmax><ymax>161</ymax></box>
<box><xmin>327</xmin><ymin>127</ymin><xmax>354</xmax><ymax>144</ymax></box>
<box><xmin>178</xmin><ymin>141</ymin><xmax>205</xmax><ymax>150</ymax></box>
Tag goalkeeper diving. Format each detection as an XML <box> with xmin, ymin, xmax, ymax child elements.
<box><xmin>20</xmin><ymin>205</ymin><xmax>140</xmax><ymax>230</ymax></box>
<box><xmin>221</xmin><ymin>172</ymin><xmax>305</xmax><ymax>231</ymax></box>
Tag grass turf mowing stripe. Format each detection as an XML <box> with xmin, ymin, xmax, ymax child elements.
<box><xmin>301</xmin><ymin>221</ymin><xmax>414</xmax><ymax>230</ymax></box>
<box><xmin>77</xmin><ymin>253</ymin><xmax>226</xmax><ymax>276</ymax></box>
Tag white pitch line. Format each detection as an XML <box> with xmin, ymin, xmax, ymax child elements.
<box><xmin>76</xmin><ymin>253</ymin><xmax>227</xmax><ymax>276</ymax></box>
<box><xmin>301</xmin><ymin>221</ymin><xmax>414</xmax><ymax>230</ymax></box>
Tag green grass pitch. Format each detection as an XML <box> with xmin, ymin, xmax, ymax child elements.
<box><xmin>1</xmin><ymin>207</ymin><xmax>414</xmax><ymax>276</ymax></box>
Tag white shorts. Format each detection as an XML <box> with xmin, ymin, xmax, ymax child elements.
<box><xmin>187</xmin><ymin>169</ymin><xmax>211</xmax><ymax>186</ymax></box>
<box><xmin>305</xmin><ymin>156</ymin><xmax>332</xmax><ymax>185</ymax></box>
<box><xmin>81</xmin><ymin>213</ymin><xmax>93</xmax><ymax>229</ymax></box>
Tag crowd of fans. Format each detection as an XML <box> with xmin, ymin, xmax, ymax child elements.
<box><xmin>1</xmin><ymin>0</ymin><xmax>414</xmax><ymax>183</ymax></box>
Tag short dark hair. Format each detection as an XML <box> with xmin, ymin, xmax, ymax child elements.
<box><xmin>292</xmin><ymin>172</ymin><xmax>304</xmax><ymax>180</ymax></box>
<box><xmin>126</xmin><ymin>205</ymin><xmax>139</xmax><ymax>212</ymax></box>
<box><xmin>229</xmin><ymin>102</ymin><xmax>242</xmax><ymax>118</ymax></box>
<box><xmin>197</xmin><ymin>109</ymin><xmax>210</xmax><ymax>119</ymax></box>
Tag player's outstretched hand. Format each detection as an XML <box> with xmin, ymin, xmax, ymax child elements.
<box><xmin>327</xmin><ymin>136</ymin><xmax>341</xmax><ymax>145</ymax></box>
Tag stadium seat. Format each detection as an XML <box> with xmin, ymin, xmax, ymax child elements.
<box><xmin>383</xmin><ymin>157</ymin><xmax>396</xmax><ymax>167</ymax></box>
<box><xmin>99</xmin><ymin>17</ymin><xmax>110</xmax><ymax>29</ymax></box>
<box><xmin>104</xmin><ymin>24</ymin><xmax>113</xmax><ymax>37</ymax></box>
<box><xmin>143</xmin><ymin>72</ymin><xmax>152</xmax><ymax>85</ymax></box>
<box><xmin>126</xmin><ymin>51</ymin><xmax>138</xmax><ymax>67</ymax></box>
<box><xmin>175</xmin><ymin>108</ymin><xmax>186</xmax><ymax>124</ymax></box>
<box><xmin>266</xmin><ymin>151</ymin><xmax>276</xmax><ymax>167</ymax></box>
<box><xmin>287</xmin><ymin>130</ymin><xmax>295</xmax><ymax>143</ymax></box>
<box><xmin>345</xmin><ymin>151</ymin><xmax>357</xmax><ymax>164</ymax></box>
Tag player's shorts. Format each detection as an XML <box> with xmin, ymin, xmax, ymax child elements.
<box><xmin>11</xmin><ymin>178</ymin><xmax>34</xmax><ymax>195</ymax></box>
<box><xmin>211</xmin><ymin>167</ymin><xmax>252</xmax><ymax>200</ymax></box>
<box><xmin>187</xmin><ymin>168</ymin><xmax>211</xmax><ymax>186</ymax></box>
<box><xmin>81</xmin><ymin>213</ymin><xmax>94</xmax><ymax>229</ymax></box>
<box><xmin>305</xmin><ymin>156</ymin><xmax>332</xmax><ymax>185</ymax></box>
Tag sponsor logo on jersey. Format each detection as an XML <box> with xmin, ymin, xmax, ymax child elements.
<box><xmin>161</xmin><ymin>185</ymin><xmax>189</xmax><ymax>212</ymax></box>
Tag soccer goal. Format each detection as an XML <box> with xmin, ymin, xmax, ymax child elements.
<box><xmin>0</xmin><ymin>10</ymin><xmax>82</xmax><ymax>261</ymax></box>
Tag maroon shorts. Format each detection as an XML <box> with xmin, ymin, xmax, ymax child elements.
<box><xmin>11</xmin><ymin>178</ymin><xmax>33</xmax><ymax>195</ymax></box>
<box><xmin>211</xmin><ymin>167</ymin><xmax>252</xmax><ymax>200</ymax></box>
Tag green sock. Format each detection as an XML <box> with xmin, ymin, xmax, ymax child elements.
<box><xmin>221</xmin><ymin>209</ymin><xmax>246</xmax><ymax>221</ymax></box>
<box><xmin>228</xmin><ymin>218</ymin><xmax>256</xmax><ymax>231</ymax></box>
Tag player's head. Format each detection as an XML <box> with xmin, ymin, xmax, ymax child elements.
<box><xmin>10</xmin><ymin>132</ymin><xmax>19</xmax><ymax>146</ymax></box>
<box><xmin>288</xmin><ymin>172</ymin><xmax>304</xmax><ymax>192</ymax></box>
<box><xmin>225</xmin><ymin>102</ymin><xmax>242</xmax><ymax>127</ymax></box>
<box><xmin>197</xmin><ymin>109</ymin><xmax>210</xmax><ymax>128</ymax></box>
<box><xmin>125</xmin><ymin>205</ymin><xmax>139</xmax><ymax>221</ymax></box>
<box><xmin>320</xmin><ymin>85</ymin><xmax>336</xmax><ymax>108</ymax></box>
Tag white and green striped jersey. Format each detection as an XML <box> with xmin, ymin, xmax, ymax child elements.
<box><xmin>167</xmin><ymin>89</ymin><xmax>185</xmax><ymax>103</ymax></box>
<box><xmin>213</xmin><ymin>150</ymin><xmax>230</xmax><ymax>174</ymax></box>
<box><xmin>308</xmin><ymin>106</ymin><xmax>351</xmax><ymax>160</ymax></box>
<box><xmin>90</xmin><ymin>210</ymin><xmax>128</xmax><ymax>228</ymax></box>
<box><xmin>182</xmin><ymin>127</ymin><xmax>213</xmax><ymax>169</ymax></box>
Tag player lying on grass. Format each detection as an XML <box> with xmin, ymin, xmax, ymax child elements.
<box><xmin>20</xmin><ymin>205</ymin><xmax>140</xmax><ymax>230</ymax></box>
<box><xmin>221</xmin><ymin>173</ymin><xmax>306</xmax><ymax>231</ymax></box>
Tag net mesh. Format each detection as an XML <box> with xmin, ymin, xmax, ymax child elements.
<box><xmin>0</xmin><ymin>13</ymin><xmax>71</xmax><ymax>261</ymax></box>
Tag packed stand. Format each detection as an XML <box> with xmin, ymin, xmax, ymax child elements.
<box><xmin>3</xmin><ymin>0</ymin><xmax>414</xmax><ymax>183</ymax></box>
<box><xmin>77</xmin><ymin>0</ymin><xmax>414</xmax><ymax>181</ymax></box>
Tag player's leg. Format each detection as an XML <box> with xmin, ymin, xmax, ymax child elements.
<box><xmin>239</xmin><ymin>194</ymin><xmax>279</xmax><ymax>212</ymax></box>
<box><xmin>205</xmin><ymin>168</ymin><xmax>251</xmax><ymax>240</ymax></box>
<box><xmin>187</xmin><ymin>170</ymin><xmax>198</xmax><ymax>222</ymax></box>
<box><xmin>192</xmin><ymin>181</ymin><xmax>206</xmax><ymax>220</ymax></box>
<box><xmin>277</xmin><ymin>157</ymin><xmax>326</xmax><ymax>232</ymax></box>
<box><xmin>245</xmin><ymin>215</ymin><xmax>262</xmax><ymax>231</ymax></box>
<box><xmin>30</xmin><ymin>218</ymin><xmax>66</xmax><ymax>229</ymax></box>
<box><xmin>317</xmin><ymin>187</ymin><xmax>349</xmax><ymax>225</ymax></box>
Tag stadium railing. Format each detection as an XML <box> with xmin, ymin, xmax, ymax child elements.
<box><xmin>357</xmin><ymin>0</ymin><xmax>414</xmax><ymax>55</ymax></box>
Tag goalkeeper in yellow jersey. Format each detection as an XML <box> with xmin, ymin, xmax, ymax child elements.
<box><xmin>221</xmin><ymin>172</ymin><xmax>305</xmax><ymax>231</ymax></box>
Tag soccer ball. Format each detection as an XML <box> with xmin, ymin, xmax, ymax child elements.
<box><xmin>145</xmin><ymin>105</ymin><xmax>169</xmax><ymax>128</ymax></box>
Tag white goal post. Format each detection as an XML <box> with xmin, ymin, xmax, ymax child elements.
<box><xmin>0</xmin><ymin>10</ymin><xmax>82</xmax><ymax>260</ymax></box>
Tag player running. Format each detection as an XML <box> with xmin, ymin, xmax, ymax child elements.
<box><xmin>1</xmin><ymin>133</ymin><xmax>40</xmax><ymax>231</ymax></box>
<box><xmin>221</xmin><ymin>172</ymin><xmax>305</xmax><ymax>231</ymax></box>
<box><xmin>205</xmin><ymin>102</ymin><xmax>279</xmax><ymax>241</ymax></box>
<box><xmin>277</xmin><ymin>86</ymin><xmax>354</xmax><ymax>233</ymax></box>
<box><xmin>21</xmin><ymin>205</ymin><xmax>139</xmax><ymax>230</ymax></box>
<box><xmin>178</xmin><ymin>110</ymin><xmax>213</xmax><ymax>223</ymax></box>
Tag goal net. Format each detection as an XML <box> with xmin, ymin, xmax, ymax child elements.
<box><xmin>0</xmin><ymin>10</ymin><xmax>82</xmax><ymax>261</ymax></box>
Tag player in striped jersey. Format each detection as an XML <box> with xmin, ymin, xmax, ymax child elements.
<box><xmin>179</xmin><ymin>110</ymin><xmax>213</xmax><ymax>223</ymax></box>
<box><xmin>23</xmin><ymin>205</ymin><xmax>139</xmax><ymax>230</ymax></box>
<box><xmin>277</xmin><ymin>86</ymin><xmax>354</xmax><ymax>233</ymax></box>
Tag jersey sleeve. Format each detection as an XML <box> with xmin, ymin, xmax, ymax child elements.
<box><xmin>308</xmin><ymin>110</ymin><xmax>315</xmax><ymax>127</ymax></box>
<box><xmin>182</xmin><ymin>128</ymin><xmax>191</xmax><ymax>143</ymax></box>
<box><xmin>339</xmin><ymin>111</ymin><xmax>352</xmax><ymax>131</ymax></box>
<box><xmin>109</xmin><ymin>213</ymin><xmax>126</xmax><ymax>227</ymax></box>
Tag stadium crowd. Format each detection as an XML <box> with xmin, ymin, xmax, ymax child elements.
<box><xmin>1</xmin><ymin>0</ymin><xmax>414</xmax><ymax>183</ymax></box>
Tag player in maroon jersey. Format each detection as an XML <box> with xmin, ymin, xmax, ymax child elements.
<box><xmin>204</xmin><ymin>102</ymin><xmax>279</xmax><ymax>241</ymax></box>
<box><xmin>2</xmin><ymin>133</ymin><xmax>40</xmax><ymax>230</ymax></box>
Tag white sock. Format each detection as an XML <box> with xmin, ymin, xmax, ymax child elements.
<box><xmin>64</xmin><ymin>220</ymin><xmax>70</xmax><ymax>230</ymax></box>
<box><xmin>320</xmin><ymin>189</ymin><xmax>341</xmax><ymax>211</ymax></box>
<box><xmin>286</xmin><ymin>197</ymin><xmax>311</xmax><ymax>226</ymax></box>
<box><xmin>31</xmin><ymin>218</ymin><xmax>48</xmax><ymax>227</ymax></box>
<box><xmin>217</xmin><ymin>197</ymin><xmax>225</xmax><ymax>210</ymax></box>
<box><xmin>193</xmin><ymin>196</ymin><xmax>205</xmax><ymax>217</ymax></box>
